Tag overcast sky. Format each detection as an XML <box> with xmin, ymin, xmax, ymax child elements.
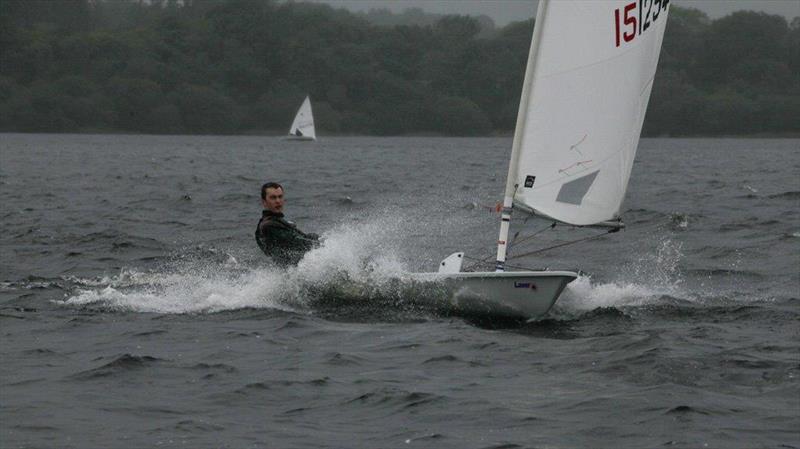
<box><xmin>309</xmin><ymin>0</ymin><xmax>799</xmax><ymax>25</ymax></box>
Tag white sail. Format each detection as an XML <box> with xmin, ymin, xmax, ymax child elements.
<box><xmin>509</xmin><ymin>0</ymin><xmax>670</xmax><ymax>226</ymax></box>
<box><xmin>288</xmin><ymin>96</ymin><xmax>316</xmax><ymax>140</ymax></box>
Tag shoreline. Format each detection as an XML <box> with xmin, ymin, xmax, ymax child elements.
<box><xmin>1</xmin><ymin>130</ymin><xmax>798</xmax><ymax>139</ymax></box>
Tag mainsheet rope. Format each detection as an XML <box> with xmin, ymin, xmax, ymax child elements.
<box><xmin>462</xmin><ymin>227</ymin><xmax>617</xmax><ymax>271</ymax></box>
<box><xmin>506</xmin><ymin>227</ymin><xmax>619</xmax><ymax>261</ymax></box>
<box><xmin>462</xmin><ymin>221</ymin><xmax>559</xmax><ymax>271</ymax></box>
<box><xmin>461</xmin><ymin>206</ymin><xmax>670</xmax><ymax>271</ymax></box>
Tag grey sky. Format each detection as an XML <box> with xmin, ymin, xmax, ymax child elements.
<box><xmin>309</xmin><ymin>0</ymin><xmax>799</xmax><ymax>25</ymax></box>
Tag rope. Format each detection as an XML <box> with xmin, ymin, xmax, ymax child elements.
<box><xmin>464</xmin><ymin>221</ymin><xmax>558</xmax><ymax>269</ymax></box>
<box><xmin>507</xmin><ymin>227</ymin><xmax>619</xmax><ymax>260</ymax></box>
<box><xmin>510</xmin><ymin>221</ymin><xmax>556</xmax><ymax>248</ymax></box>
<box><xmin>460</xmin><ymin>214</ymin><xmax>673</xmax><ymax>271</ymax></box>
<box><xmin>458</xmin><ymin>198</ymin><xmax>673</xmax><ymax>270</ymax></box>
<box><xmin>463</xmin><ymin>228</ymin><xmax>614</xmax><ymax>269</ymax></box>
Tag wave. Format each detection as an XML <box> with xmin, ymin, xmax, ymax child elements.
<box><xmin>556</xmin><ymin>236</ymin><xmax>686</xmax><ymax>312</ymax></box>
<box><xmin>557</xmin><ymin>275</ymin><xmax>665</xmax><ymax>310</ymax></box>
<box><xmin>666</xmin><ymin>405</ymin><xmax>711</xmax><ymax>415</ymax></box>
<box><xmin>62</xmin><ymin>266</ymin><xmax>299</xmax><ymax>314</ymax></box>
<box><xmin>669</xmin><ymin>212</ymin><xmax>689</xmax><ymax>230</ymax></box>
<box><xmin>217</xmin><ymin>193</ymin><xmax>251</xmax><ymax>202</ymax></box>
<box><xmin>767</xmin><ymin>191</ymin><xmax>800</xmax><ymax>200</ymax></box>
<box><xmin>58</xmin><ymin>213</ymin><xmax>768</xmax><ymax>323</ymax></box>
<box><xmin>67</xmin><ymin>230</ymin><xmax>166</xmax><ymax>252</ymax></box>
<box><xmin>61</xmin><ymin>214</ymin><xmax>414</xmax><ymax>315</ymax></box>
<box><xmin>735</xmin><ymin>193</ymin><xmax>759</xmax><ymax>200</ymax></box>
<box><xmin>332</xmin><ymin>195</ymin><xmax>357</xmax><ymax>206</ymax></box>
<box><xmin>718</xmin><ymin>218</ymin><xmax>782</xmax><ymax>232</ymax></box>
<box><xmin>2</xmin><ymin>276</ymin><xmax>64</xmax><ymax>292</ymax></box>
<box><xmin>69</xmin><ymin>354</ymin><xmax>164</xmax><ymax>380</ymax></box>
<box><xmin>684</xmin><ymin>268</ymin><xmax>765</xmax><ymax>279</ymax></box>
<box><xmin>342</xmin><ymin>387</ymin><xmax>446</xmax><ymax>412</ymax></box>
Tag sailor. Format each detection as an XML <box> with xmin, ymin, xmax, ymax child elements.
<box><xmin>255</xmin><ymin>182</ymin><xmax>320</xmax><ymax>266</ymax></box>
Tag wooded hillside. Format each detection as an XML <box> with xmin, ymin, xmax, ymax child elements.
<box><xmin>1</xmin><ymin>0</ymin><xmax>797</xmax><ymax>136</ymax></box>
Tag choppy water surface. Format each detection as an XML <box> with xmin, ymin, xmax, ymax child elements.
<box><xmin>1</xmin><ymin>134</ymin><xmax>798</xmax><ymax>448</ymax></box>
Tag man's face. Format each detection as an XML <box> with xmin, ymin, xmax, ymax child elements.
<box><xmin>262</xmin><ymin>186</ymin><xmax>284</xmax><ymax>213</ymax></box>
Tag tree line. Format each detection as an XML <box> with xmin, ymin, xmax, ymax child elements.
<box><xmin>0</xmin><ymin>0</ymin><xmax>797</xmax><ymax>136</ymax></box>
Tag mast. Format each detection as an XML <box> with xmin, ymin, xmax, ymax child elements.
<box><xmin>495</xmin><ymin>0</ymin><xmax>549</xmax><ymax>272</ymax></box>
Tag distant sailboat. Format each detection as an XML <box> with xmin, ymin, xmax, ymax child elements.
<box><xmin>414</xmin><ymin>0</ymin><xmax>671</xmax><ymax>319</ymax></box>
<box><xmin>287</xmin><ymin>96</ymin><xmax>316</xmax><ymax>141</ymax></box>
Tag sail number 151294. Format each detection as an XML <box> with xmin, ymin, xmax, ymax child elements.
<box><xmin>614</xmin><ymin>0</ymin><xmax>669</xmax><ymax>47</ymax></box>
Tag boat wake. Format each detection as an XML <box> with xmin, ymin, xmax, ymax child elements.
<box><xmin>61</xmin><ymin>217</ymin><xmax>417</xmax><ymax>315</ymax></box>
<box><xmin>60</xmin><ymin>217</ymin><xmax>753</xmax><ymax>322</ymax></box>
<box><xmin>62</xmin><ymin>265</ymin><xmax>294</xmax><ymax>314</ymax></box>
<box><xmin>559</xmin><ymin>275</ymin><xmax>674</xmax><ymax>310</ymax></box>
<box><xmin>554</xmin><ymin>236</ymin><xmax>686</xmax><ymax>314</ymax></box>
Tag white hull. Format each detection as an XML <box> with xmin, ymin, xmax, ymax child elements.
<box><xmin>410</xmin><ymin>271</ymin><xmax>577</xmax><ymax>319</ymax></box>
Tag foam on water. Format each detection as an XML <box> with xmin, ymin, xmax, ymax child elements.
<box><xmin>63</xmin><ymin>268</ymin><xmax>291</xmax><ymax>314</ymax></box>
<box><xmin>59</xmin><ymin>212</ymin><xmax>762</xmax><ymax>317</ymax></box>
<box><xmin>293</xmin><ymin>218</ymin><xmax>409</xmax><ymax>285</ymax></box>
<box><xmin>62</xmin><ymin>215</ymin><xmax>694</xmax><ymax>317</ymax></box>
<box><xmin>559</xmin><ymin>275</ymin><xmax>665</xmax><ymax>310</ymax></box>
<box><xmin>62</xmin><ymin>215</ymin><xmax>411</xmax><ymax>314</ymax></box>
<box><xmin>558</xmin><ymin>236</ymin><xmax>685</xmax><ymax>311</ymax></box>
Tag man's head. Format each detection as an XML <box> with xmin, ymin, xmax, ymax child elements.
<box><xmin>260</xmin><ymin>182</ymin><xmax>284</xmax><ymax>213</ymax></box>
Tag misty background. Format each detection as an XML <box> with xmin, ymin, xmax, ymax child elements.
<box><xmin>308</xmin><ymin>0</ymin><xmax>800</xmax><ymax>26</ymax></box>
<box><xmin>0</xmin><ymin>0</ymin><xmax>798</xmax><ymax>136</ymax></box>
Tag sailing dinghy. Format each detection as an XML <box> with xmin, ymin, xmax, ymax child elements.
<box><xmin>415</xmin><ymin>0</ymin><xmax>671</xmax><ymax>319</ymax></box>
<box><xmin>287</xmin><ymin>95</ymin><xmax>316</xmax><ymax>141</ymax></box>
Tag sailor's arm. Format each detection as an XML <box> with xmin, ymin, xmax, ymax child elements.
<box><xmin>263</xmin><ymin>220</ymin><xmax>318</xmax><ymax>249</ymax></box>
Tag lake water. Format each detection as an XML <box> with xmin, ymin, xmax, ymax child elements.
<box><xmin>1</xmin><ymin>134</ymin><xmax>798</xmax><ymax>448</ymax></box>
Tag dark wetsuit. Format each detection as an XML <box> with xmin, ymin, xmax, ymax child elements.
<box><xmin>255</xmin><ymin>210</ymin><xmax>319</xmax><ymax>266</ymax></box>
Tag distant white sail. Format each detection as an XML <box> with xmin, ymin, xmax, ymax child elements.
<box><xmin>509</xmin><ymin>0</ymin><xmax>670</xmax><ymax>226</ymax></box>
<box><xmin>288</xmin><ymin>96</ymin><xmax>316</xmax><ymax>140</ymax></box>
